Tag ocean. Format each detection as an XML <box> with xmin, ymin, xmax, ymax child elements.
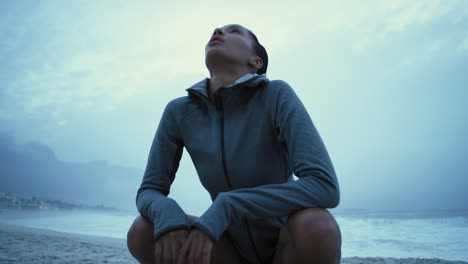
<box><xmin>0</xmin><ymin>208</ymin><xmax>467</xmax><ymax>262</ymax></box>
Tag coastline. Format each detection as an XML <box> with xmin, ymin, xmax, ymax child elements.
<box><xmin>0</xmin><ymin>223</ymin><xmax>466</xmax><ymax>264</ymax></box>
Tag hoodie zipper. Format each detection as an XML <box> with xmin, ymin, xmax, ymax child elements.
<box><xmin>216</xmin><ymin>94</ymin><xmax>264</xmax><ymax>264</ymax></box>
<box><xmin>217</xmin><ymin>98</ymin><xmax>233</xmax><ymax>190</ymax></box>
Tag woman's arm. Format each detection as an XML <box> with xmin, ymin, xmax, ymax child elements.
<box><xmin>192</xmin><ymin>80</ymin><xmax>340</xmax><ymax>241</ymax></box>
<box><xmin>136</xmin><ymin>99</ymin><xmax>190</xmax><ymax>241</ymax></box>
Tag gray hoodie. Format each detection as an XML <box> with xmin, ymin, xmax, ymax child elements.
<box><xmin>136</xmin><ymin>73</ymin><xmax>339</xmax><ymax>263</ymax></box>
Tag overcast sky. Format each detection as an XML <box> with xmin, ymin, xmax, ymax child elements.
<box><xmin>1</xmin><ymin>0</ymin><xmax>467</xmax><ymax>214</ymax></box>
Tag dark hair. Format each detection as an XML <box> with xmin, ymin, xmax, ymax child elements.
<box><xmin>247</xmin><ymin>30</ymin><xmax>268</xmax><ymax>74</ymax></box>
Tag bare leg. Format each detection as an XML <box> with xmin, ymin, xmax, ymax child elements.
<box><xmin>273</xmin><ymin>208</ymin><xmax>342</xmax><ymax>264</ymax></box>
<box><xmin>127</xmin><ymin>214</ymin><xmax>241</xmax><ymax>264</ymax></box>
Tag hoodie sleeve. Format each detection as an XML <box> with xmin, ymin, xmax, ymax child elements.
<box><xmin>136</xmin><ymin>100</ymin><xmax>190</xmax><ymax>241</ymax></box>
<box><xmin>191</xmin><ymin>80</ymin><xmax>340</xmax><ymax>242</ymax></box>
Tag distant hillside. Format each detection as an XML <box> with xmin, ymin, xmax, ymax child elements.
<box><xmin>0</xmin><ymin>191</ymin><xmax>117</xmax><ymax>211</ymax></box>
<box><xmin>0</xmin><ymin>132</ymin><xmax>143</xmax><ymax>211</ymax></box>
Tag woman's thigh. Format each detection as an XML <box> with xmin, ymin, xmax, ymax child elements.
<box><xmin>134</xmin><ymin>214</ymin><xmax>242</xmax><ymax>264</ymax></box>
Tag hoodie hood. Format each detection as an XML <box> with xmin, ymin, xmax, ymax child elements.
<box><xmin>185</xmin><ymin>73</ymin><xmax>270</xmax><ymax>100</ymax></box>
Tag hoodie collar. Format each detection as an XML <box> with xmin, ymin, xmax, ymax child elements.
<box><xmin>185</xmin><ymin>73</ymin><xmax>269</xmax><ymax>99</ymax></box>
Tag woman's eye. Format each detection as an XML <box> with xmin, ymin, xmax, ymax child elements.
<box><xmin>231</xmin><ymin>29</ymin><xmax>240</xmax><ymax>33</ymax></box>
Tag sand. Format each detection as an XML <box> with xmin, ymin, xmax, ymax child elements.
<box><xmin>0</xmin><ymin>223</ymin><xmax>466</xmax><ymax>264</ymax></box>
<box><xmin>341</xmin><ymin>257</ymin><xmax>467</xmax><ymax>264</ymax></box>
<box><xmin>0</xmin><ymin>223</ymin><xmax>137</xmax><ymax>264</ymax></box>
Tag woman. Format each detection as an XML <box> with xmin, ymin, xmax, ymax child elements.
<box><xmin>127</xmin><ymin>24</ymin><xmax>342</xmax><ymax>264</ymax></box>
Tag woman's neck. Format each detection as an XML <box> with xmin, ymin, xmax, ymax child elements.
<box><xmin>208</xmin><ymin>69</ymin><xmax>252</xmax><ymax>102</ymax></box>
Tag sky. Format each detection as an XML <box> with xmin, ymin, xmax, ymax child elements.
<box><xmin>1</xmin><ymin>0</ymin><xmax>467</xmax><ymax>214</ymax></box>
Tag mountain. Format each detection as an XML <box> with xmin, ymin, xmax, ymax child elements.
<box><xmin>0</xmin><ymin>131</ymin><xmax>143</xmax><ymax>211</ymax></box>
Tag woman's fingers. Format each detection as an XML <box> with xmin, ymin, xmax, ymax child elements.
<box><xmin>176</xmin><ymin>229</ymin><xmax>213</xmax><ymax>264</ymax></box>
<box><xmin>177</xmin><ymin>236</ymin><xmax>192</xmax><ymax>264</ymax></box>
<box><xmin>188</xmin><ymin>233</ymin><xmax>201</xmax><ymax>264</ymax></box>
<box><xmin>190</xmin><ymin>230</ymin><xmax>213</xmax><ymax>264</ymax></box>
<box><xmin>201</xmin><ymin>239</ymin><xmax>213</xmax><ymax>264</ymax></box>
<box><xmin>153</xmin><ymin>229</ymin><xmax>189</xmax><ymax>264</ymax></box>
<box><xmin>155</xmin><ymin>241</ymin><xmax>163</xmax><ymax>264</ymax></box>
<box><xmin>162</xmin><ymin>240</ymin><xmax>173</xmax><ymax>264</ymax></box>
<box><xmin>170</xmin><ymin>235</ymin><xmax>181</xmax><ymax>264</ymax></box>
<box><xmin>189</xmin><ymin>235</ymin><xmax>203</xmax><ymax>264</ymax></box>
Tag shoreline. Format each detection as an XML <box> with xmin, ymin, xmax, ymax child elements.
<box><xmin>0</xmin><ymin>223</ymin><xmax>466</xmax><ymax>264</ymax></box>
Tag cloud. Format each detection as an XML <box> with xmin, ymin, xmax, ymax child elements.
<box><xmin>423</xmin><ymin>38</ymin><xmax>448</xmax><ymax>61</ymax></box>
<box><xmin>382</xmin><ymin>0</ymin><xmax>466</xmax><ymax>32</ymax></box>
<box><xmin>2</xmin><ymin>0</ymin><xmax>468</xmax><ymax>187</ymax></box>
<box><xmin>4</xmin><ymin>0</ymin><xmax>466</xmax><ymax>124</ymax></box>
<box><xmin>1</xmin><ymin>5</ymin><xmax>173</xmax><ymax>127</ymax></box>
<box><xmin>456</xmin><ymin>33</ymin><xmax>468</xmax><ymax>52</ymax></box>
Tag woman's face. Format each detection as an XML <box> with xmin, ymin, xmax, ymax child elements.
<box><xmin>205</xmin><ymin>24</ymin><xmax>256</xmax><ymax>68</ymax></box>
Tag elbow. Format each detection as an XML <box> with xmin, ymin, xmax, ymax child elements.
<box><xmin>311</xmin><ymin>170</ymin><xmax>340</xmax><ymax>208</ymax></box>
<box><xmin>327</xmin><ymin>187</ymin><xmax>340</xmax><ymax>208</ymax></box>
<box><xmin>325</xmin><ymin>180</ymin><xmax>340</xmax><ymax>208</ymax></box>
<box><xmin>316</xmin><ymin>175</ymin><xmax>340</xmax><ymax>208</ymax></box>
<box><xmin>305</xmin><ymin>171</ymin><xmax>340</xmax><ymax>209</ymax></box>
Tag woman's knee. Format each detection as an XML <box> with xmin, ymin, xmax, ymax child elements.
<box><xmin>127</xmin><ymin>215</ymin><xmax>154</xmax><ymax>258</ymax></box>
<box><xmin>128</xmin><ymin>215</ymin><xmax>153</xmax><ymax>239</ymax></box>
<box><xmin>285</xmin><ymin>208</ymin><xmax>341</xmax><ymax>248</ymax></box>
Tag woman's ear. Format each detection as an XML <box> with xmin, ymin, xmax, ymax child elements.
<box><xmin>248</xmin><ymin>56</ymin><xmax>263</xmax><ymax>72</ymax></box>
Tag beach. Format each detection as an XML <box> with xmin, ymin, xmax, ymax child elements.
<box><xmin>1</xmin><ymin>223</ymin><xmax>466</xmax><ymax>264</ymax></box>
<box><xmin>0</xmin><ymin>223</ymin><xmax>137</xmax><ymax>264</ymax></box>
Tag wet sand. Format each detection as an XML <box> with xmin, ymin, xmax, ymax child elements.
<box><xmin>0</xmin><ymin>223</ymin><xmax>466</xmax><ymax>264</ymax></box>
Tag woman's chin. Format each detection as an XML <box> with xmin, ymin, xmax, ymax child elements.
<box><xmin>206</xmin><ymin>49</ymin><xmax>230</xmax><ymax>62</ymax></box>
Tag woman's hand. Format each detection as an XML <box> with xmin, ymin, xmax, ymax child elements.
<box><xmin>177</xmin><ymin>228</ymin><xmax>213</xmax><ymax>264</ymax></box>
<box><xmin>155</xmin><ymin>229</ymin><xmax>189</xmax><ymax>264</ymax></box>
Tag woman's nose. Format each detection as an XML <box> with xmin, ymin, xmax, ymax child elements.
<box><xmin>213</xmin><ymin>27</ymin><xmax>224</xmax><ymax>36</ymax></box>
